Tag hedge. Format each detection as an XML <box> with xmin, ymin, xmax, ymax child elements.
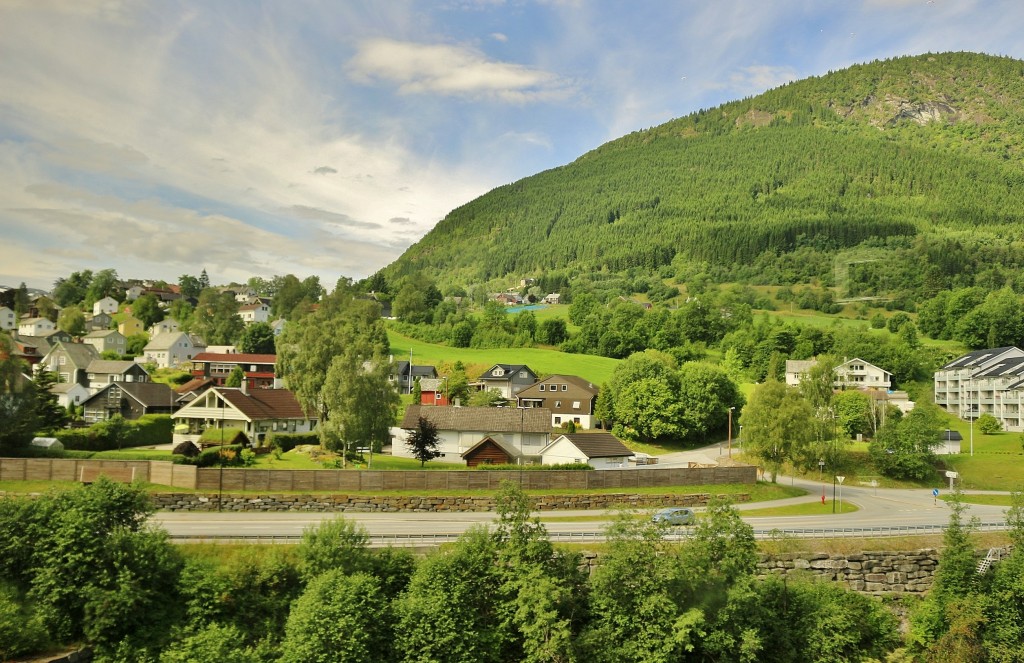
<box><xmin>54</xmin><ymin>415</ymin><xmax>173</xmax><ymax>451</ymax></box>
<box><xmin>270</xmin><ymin>432</ymin><xmax>319</xmax><ymax>453</ymax></box>
<box><xmin>478</xmin><ymin>463</ymin><xmax>594</xmax><ymax>471</ymax></box>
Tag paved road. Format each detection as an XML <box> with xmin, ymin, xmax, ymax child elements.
<box><xmin>152</xmin><ymin>442</ymin><xmax>1011</xmax><ymax>542</ymax></box>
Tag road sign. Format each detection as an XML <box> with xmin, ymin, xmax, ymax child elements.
<box><xmin>932</xmin><ymin>488</ymin><xmax>939</xmax><ymax>497</ymax></box>
<box><xmin>836</xmin><ymin>476</ymin><xmax>845</xmax><ymax>484</ymax></box>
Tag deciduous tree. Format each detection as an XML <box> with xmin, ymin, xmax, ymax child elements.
<box><xmin>406</xmin><ymin>416</ymin><xmax>441</xmax><ymax>467</ymax></box>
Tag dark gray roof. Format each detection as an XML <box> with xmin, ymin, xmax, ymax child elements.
<box><xmin>86</xmin><ymin>381</ymin><xmax>176</xmax><ymax>408</ymax></box>
<box><xmin>557</xmin><ymin>433</ymin><xmax>634</xmax><ymax>459</ymax></box>
<box><xmin>972</xmin><ymin>356</ymin><xmax>1024</xmax><ymax>378</ymax></box>
<box><xmin>51</xmin><ymin>341</ymin><xmax>100</xmax><ymax>369</ymax></box>
<box><xmin>393</xmin><ymin>362</ymin><xmax>437</xmax><ymax>379</ymax></box>
<box><xmin>401</xmin><ymin>405</ymin><xmax>551</xmax><ymax>433</ymax></box>
<box><xmin>942</xmin><ymin>347</ymin><xmax>1022</xmax><ymax>370</ymax></box>
<box><xmin>480</xmin><ymin>364</ymin><xmax>534</xmax><ymax>379</ymax></box>
<box><xmin>86</xmin><ymin>359</ymin><xmax>142</xmax><ymax>374</ymax></box>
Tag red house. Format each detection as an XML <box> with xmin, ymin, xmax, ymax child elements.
<box><xmin>190</xmin><ymin>353</ymin><xmax>276</xmax><ymax>389</ymax></box>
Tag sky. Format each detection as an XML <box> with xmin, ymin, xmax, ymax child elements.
<box><xmin>2</xmin><ymin>0</ymin><xmax>1023</xmax><ymax>291</ymax></box>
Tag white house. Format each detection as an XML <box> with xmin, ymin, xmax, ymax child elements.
<box><xmin>239</xmin><ymin>301</ymin><xmax>271</xmax><ymax>324</ymax></box>
<box><xmin>539</xmin><ymin>432</ymin><xmax>635</xmax><ymax>469</ymax></box>
<box><xmin>50</xmin><ymin>382</ymin><xmax>91</xmax><ymax>409</ymax></box>
<box><xmin>397</xmin><ymin>405</ymin><xmax>551</xmax><ymax>465</ymax></box>
<box><xmin>149</xmin><ymin>318</ymin><xmax>181</xmax><ymax>337</ymax></box>
<box><xmin>92</xmin><ymin>296</ymin><xmax>119</xmax><ymax>316</ymax></box>
<box><xmin>0</xmin><ymin>306</ymin><xmax>15</xmax><ymax>330</ymax></box>
<box><xmin>172</xmin><ymin>386</ymin><xmax>316</xmax><ymax>446</ymax></box>
<box><xmin>18</xmin><ymin>317</ymin><xmax>55</xmax><ymax>336</ymax></box>
<box><xmin>140</xmin><ymin>331</ymin><xmax>205</xmax><ymax>369</ymax></box>
<box><xmin>785</xmin><ymin>357</ymin><xmax>892</xmax><ymax>391</ymax></box>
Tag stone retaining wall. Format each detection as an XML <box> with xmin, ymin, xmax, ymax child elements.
<box><xmin>152</xmin><ymin>491</ymin><xmax>747</xmax><ymax>512</ymax></box>
<box><xmin>756</xmin><ymin>549</ymin><xmax>942</xmax><ymax>594</ymax></box>
<box><xmin>579</xmin><ymin>548</ymin><xmax>1010</xmax><ymax>595</ymax></box>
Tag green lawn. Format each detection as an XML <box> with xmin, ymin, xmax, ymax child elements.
<box><xmin>387</xmin><ymin>329</ymin><xmax>620</xmax><ymax>384</ymax></box>
<box><xmin>946</xmin><ymin>494</ymin><xmax>1015</xmax><ymax>507</ymax></box>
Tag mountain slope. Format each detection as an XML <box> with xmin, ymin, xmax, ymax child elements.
<box><xmin>383</xmin><ymin>52</ymin><xmax>1024</xmax><ymax>290</ymax></box>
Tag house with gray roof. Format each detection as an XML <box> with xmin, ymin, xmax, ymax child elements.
<box><xmin>82</xmin><ymin>381</ymin><xmax>178</xmax><ymax>423</ymax></box>
<box><xmin>83</xmin><ymin>329</ymin><xmax>127</xmax><ymax>356</ymax></box>
<box><xmin>516</xmin><ymin>374</ymin><xmax>600</xmax><ymax>429</ymax></box>
<box><xmin>539</xmin><ymin>432</ymin><xmax>635</xmax><ymax>469</ymax></box>
<box><xmin>398</xmin><ymin>404</ymin><xmax>551</xmax><ymax>464</ymax></box>
<box><xmin>475</xmin><ymin>364</ymin><xmax>538</xmax><ymax>399</ymax></box>
<box><xmin>141</xmin><ymin>331</ymin><xmax>205</xmax><ymax>368</ymax></box>
<box><xmin>40</xmin><ymin>341</ymin><xmax>101</xmax><ymax>387</ymax></box>
<box><xmin>86</xmin><ymin>359</ymin><xmax>150</xmax><ymax>391</ymax></box>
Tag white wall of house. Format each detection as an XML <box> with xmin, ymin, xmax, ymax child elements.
<box><xmin>540</xmin><ymin>437</ymin><xmax>630</xmax><ymax>468</ymax></box>
<box><xmin>93</xmin><ymin>297</ymin><xmax>118</xmax><ymax>316</ymax></box>
<box><xmin>18</xmin><ymin>318</ymin><xmax>55</xmax><ymax>336</ymax></box>
<box><xmin>0</xmin><ymin>306</ymin><xmax>15</xmax><ymax>330</ymax></box>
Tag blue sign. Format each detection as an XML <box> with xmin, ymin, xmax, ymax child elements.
<box><xmin>932</xmin><ymin>488</ymin><xmax>939</xmax><ymax>497</ymax></box>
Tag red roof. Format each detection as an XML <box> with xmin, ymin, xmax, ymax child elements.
<box><xmin>192</xmin><ymin>353</ymin><xmax>277</xmax><ymax>364</ymax></box>
<box><xmin>219</xmin><ymin>388</ymin><xmax>312</xmax><ymax>420</ymax></box>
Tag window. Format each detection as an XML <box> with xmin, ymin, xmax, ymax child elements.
<box><xmin>539</xmin><ymin>385</ymin><xmax>545</xmax><ymax>391</ymax></box>
<box><xmin>493</xmin><ymin>368</ymin><xmax>504</xmax><ymax>376</ymax></box>
<box><xmin>561</xmin><ymin>385</ymin><xmax>568</xmax><ymax>391</ymax></box>
<box><xmin>59</xmin><ymin>356</ymin><xmax>66</xmax><ymax>366</ymax></box>
<box><xmin>519</xmin><ymin>371</ymin><xmax>527</xmax><ymax>378</ymax></box>
<box><xmin>555</xmin><ymin>400</ymin><xmax>561</xmax><ymax>408</ymax></box>
<box><xmin>572</xmin><ymin>401</ymin><xmax>581</xmax><ymax>409</ymax></box>
<box><xmin>554</xmin><ymin>416</ymin><xmax>562</xmax><ymax>424</ymax></box>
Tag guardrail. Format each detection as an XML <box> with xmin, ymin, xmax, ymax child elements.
<box><xmin>168</xmin><ymin>521</ymin><xmax>1010</xmax><ymax>547</ymax></box>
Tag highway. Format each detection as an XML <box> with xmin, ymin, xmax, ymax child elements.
<box><xmin>152</xmin><ymin>474</ymin><xmax>1012</xmax><ymax>546</ymax></box>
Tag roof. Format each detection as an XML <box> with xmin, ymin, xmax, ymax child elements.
<box><xmin>84</xmin><ymin>329</ymin><xmax>121</xmax><ymax>339</ymax></box>
<box><xmin>401</xmin><ymin>405</ymin><xmax>551</xmax><ymax>433</ymax></box>
<box><xmin>86</xmin><ymin>359</ymin><xmax>141</xmax><ymax>374</ymax></box>
<box><xmin>50</xmin><ymin>341</ymin><xmax>100</xmax><ymax>368</ymax></box>
<box><xmin>192</xmin><ymin>352</ymin><xmax>277</xmax><ymax>364</ymax></box>
<box><xmin>20</xmin><ymin>317</ymin><xmax>49</xmax><ymax>325</ymax></box>
<box><xmin>239</xmin><ymin>302</ymin><xmax>268</xmax><ymax>311</ymax></box>
<box><xmin>972</xmin><ymin>356</ymin><xmax>1024</xmax><ymax>378</ymax></box>
<box><xmin>479</xmin><ymin>364</ymin><xmax>535</xmax><ymax>380</ymax></box>
<box><xmin>785</xmin><ymin>359</ymin><xmax>817</xmax><ymax>373</ymax></box>
<box><xmin>941</xmin><ymin>347</ymin><xmax>1023</xmax><ymax>370</ymax></box>
<box><xmin>219</xmin><ymin>388</ymin><xmax>311</xmax><ymax>420</ymax></box>
<box><xmin>144</xmin><ymin>331</ymin><xmax>191</xmax><ymax>351</ymax></box>
<box><xmin>393</xmin><ymin>361</ymin><xmax>437</xmax><ymax>379</ymax></box>
<box><xmin>551</xmin><ymin>433</ymin><xmax>635</xmax><ymax>459</ymax></box>
<box><xmin>940</xmin><ymin>430</ymin><xmax>963</xmax><ymax>442</ymax></box>
<box><xmin>175</xmin><ymin>377</ymin><xmax>215</xmax><ymax>394</ymax></box>
<box><xmin>517</xmin><ymin>374</ymin><xmax>599</xmax><ymax>397</ymax></box>
<box><xmin>461</xmin><ymin>435</ymin><xmax>521</xmax><ymax>460</ymax></box>
<box><xmin>50</xmin><ymin>382</ymin><xmax>87</xmax><ymax>394</ymax></box>
<box><xmin>86</xmin><ymin>381</ymin><xmax>177</xmax><ymax>408</ymax></box>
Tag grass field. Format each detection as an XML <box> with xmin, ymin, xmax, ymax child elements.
<box><xmin>740</xmin><ymin>500</ymin><xmax>859</xmax><ymax>517</ymax></box>
<box><xmin>387</xmin><ymin>329</ymin><xmax>620</xmax><ymax>384</ymax></box>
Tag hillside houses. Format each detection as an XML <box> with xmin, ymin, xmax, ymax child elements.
<box><xmin>516</xmin><ymin>374</ymin><xmax>600</xmax><ymax>429</ymax></box>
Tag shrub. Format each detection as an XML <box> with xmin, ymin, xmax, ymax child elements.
<box><xmin>54</xmin><ymin>415</ymin><xmax>173</xmax><ymax>451</ymax></box>
<box><xmin>977</xmin><ymin>412</ymin><xmax>1002</xmax><ymax>435</ymax></box>
<box><xmin>271</xmin><ymin>432</ymin><xmax>318</xmax><ymax>453</ymax></box>
<box><xmin>178</xmin><ymin>445</ymin><xmax>247</xmax><ymax>467</ymax></box>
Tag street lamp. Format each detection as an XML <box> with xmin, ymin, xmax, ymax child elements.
<box><xmin>818</xmin><ymin>458</ymin><xmax>825</xmax><ymax>502</ymax></box>
<box><xmin>727</xmin><ymin>406</ymin><xmax>735</xmax><ymax>458</ymax></box>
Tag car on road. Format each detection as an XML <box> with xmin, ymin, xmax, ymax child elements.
<box><xmin>651</xmin><ymin>507</ymin><xmax>695</xmax><ymax>526</ymax></box>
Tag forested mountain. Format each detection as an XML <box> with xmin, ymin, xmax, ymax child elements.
<box><xmin>382</xmin><ymin>52</ymin><xmax>1024</xmax><ymax>298</ymax></box>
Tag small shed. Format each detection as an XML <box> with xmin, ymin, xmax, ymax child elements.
<box><xmin>462</xmin><ymin>436</ymin><xmax>518</xmax><ymax>467</ymax></box>
<box><xmin>30</xmin><ymin>437</ymin><xmax>64</xmax><ymax>452</ymax></box>
<box><xmin>938</xmin><ymin>430</ymin><xmax>962</xmax><ymax>455</ymax></box>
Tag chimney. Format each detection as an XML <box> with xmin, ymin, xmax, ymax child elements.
<box><xmin>454</xmin><ymin>398</ymin><xmax>461</xmax><ymax>407</ymax></box>
<box><xmin>241</xmin><ymin>379</ymin><xmax>249</xmax><ymax>396</ymax></box>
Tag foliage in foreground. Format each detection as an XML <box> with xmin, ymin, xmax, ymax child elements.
<box><xmin>0</xmin><ymin>480</ymin><xmax>914</xmax><ymax>662</ymax></box>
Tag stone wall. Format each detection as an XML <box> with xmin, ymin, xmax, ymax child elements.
<box><xmin>756</xmin><ymin>549</ymin><xmax>941</xmax><ymax>594</ymax></box>
<box><xmin>579</xmin><ymin>548</ymin><xmax>1010</xmax><ymax>595</ymax></box>
<box><xmin>152</xmin><ymin>491</ymin><xmax>747</xmax><ymax>512</ymax></box>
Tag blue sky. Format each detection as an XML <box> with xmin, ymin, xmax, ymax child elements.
<box><xmin>2</xmin><ymin>0</ymin><xmax>1022</xmax><ymax>290</ymax></box>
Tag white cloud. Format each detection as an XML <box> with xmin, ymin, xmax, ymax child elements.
<box><xmin>728</xmin><ymin>64</ymin><xmax>800</xmax><ymax>95</ymax></box>
<box><xmin>490</xmin><ymin>32</ymin><xmax>508</xmax><ymax>42</ymax></box>
<box><xmin>347</xmin><ymin>38</ymin><xmax>573</xmax><ymax>102</ymax></box>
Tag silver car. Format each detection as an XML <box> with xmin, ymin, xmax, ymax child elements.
<box><xmin>651</xmin><ymin>507</ymin><xmax>695</xmax><ymax>526</ymax></box>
